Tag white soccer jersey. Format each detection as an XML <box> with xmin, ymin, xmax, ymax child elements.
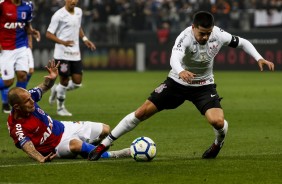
<box><xmin>47</xmin><ymin>7</ymin><xmax>82</xmax><ymax>61</ymax></box>
<box><xmin>169</xmin><ymin>26</ymin><xmax>232</xmax><ymax>86</ymax></box>
<box><xmin>169</xmin><ymin>26</ymin><xmax>262</xmax><ymax>86</ymax></box>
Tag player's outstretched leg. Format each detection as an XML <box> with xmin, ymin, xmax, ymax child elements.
<box><xmin>108</xmin><ymin>148</ymin><xmax>131</xmax><ymax>158</ymax></box>
<box><xmin>88</xmin><ymin>144</ymin><xmax>109</xmax><ymax>161</ymax></box>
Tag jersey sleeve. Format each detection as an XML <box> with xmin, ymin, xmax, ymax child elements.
<box><xmin>28</xmin><ymin>87</ymin><xmax>43</xmax><ymax>102</ymax></box>
<box><xmin>7</xmin><ymin>119</ymin><xmax>31</xmax><ymax>149</ymax></box>
<box><xmin>213</xmin><ymin>27</ymin><xmax>235</xmax><ymax>47</ymax></box>
<box><xmin>22</xmin><ymin>0</ymin><xmax>33</xmax><ymax>22</ymax></box>
<box><xmin>170</xmin><ymin>30</ymin><xmax>189</xmax><ymax>74</ymax></box>
<box><xmin>47</xmin><ymin>11</ymin><xmax>60</xmax><ymax>34</ymax></box>
<box><xmin>28</xmin><ymin>0</ymin><xmax>34</xmax><ymax>22</ymax></box>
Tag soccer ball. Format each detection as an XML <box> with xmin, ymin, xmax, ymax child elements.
<box><xmin>130</xmin><ymin>136</ymin><xmax>157</xmax><ymax>161</ymax></box>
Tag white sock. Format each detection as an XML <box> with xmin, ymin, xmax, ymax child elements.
<box><xmin>56</xmin><ymin>83</ymin><xmax>67</xmax><ymax>109</ymax></box>
<box><xmin>67</xmin><ymin>80</ymin><xmax>82</xmax><ymax>91</ymax></box>
<box><xmin>101</xmin><ymin>112</ymin><xmax>141</xmax><ymax>147</ymax></box>
<box><xmin>214</xmin><ymin>120</ymin><xmax>228</xmax><ymax>145</ymax></box>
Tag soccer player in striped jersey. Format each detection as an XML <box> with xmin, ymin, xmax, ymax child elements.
<box><xmin>46</xmin><ymin>0</ymin><xmax>96</xmax><ymax>116</ymax></box>
<box><xmin>0</xmin><ymin>0</ymin><xmax>40</xmax><ymax>113</ymax></box>
<box><xmin>89</xmin><ymin>11</ymin><xmax>275</xmax><ymax>161</ymax></box>
<box><xmin>7</xmin><ymin>60</ymin><xmax>130</xmax><ymax>163</ymax></box>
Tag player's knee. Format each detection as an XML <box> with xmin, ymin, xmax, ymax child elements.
<box><xmin>69</xmin><ymin>139</ymin><xmax>82</xmax><ymax>153</ymax></box>
<box><xmin>100</xmin><ymin>124</ymin><xmax>110</xmax><ymax>138</ymax></box>
<box><xmin>135</xmin><ymin>102</ymin><xmax>158</xmax><ymax>121</ymax></box>
<box><xmin>209</xmin><ymin>117</ymin><xmax>225</xmax><ymax>129</ymax></box>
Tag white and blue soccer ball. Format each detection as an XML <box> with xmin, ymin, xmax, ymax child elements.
<box><xmin>130</xmin><ymin>136</ymin><xmax>157</xmax><ymax>161</ymax></box>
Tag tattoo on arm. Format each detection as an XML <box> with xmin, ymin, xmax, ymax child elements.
<box><xmin>22</xmin><ymin>141</ymin><xmax>45</xmax><ymax>162</ymax></box>
<box><xmin>37</xmin><ymin>78</ymin><xmax>56</xmax><ymax>94</ymax></box>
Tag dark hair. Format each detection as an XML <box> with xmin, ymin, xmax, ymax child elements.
<box><xmin>193</xmin><ymin>11</ymin><xmax>214</xmax><ymax>28</ymax></box>
<box><xmin>8</xmin><ymin>87</ymin><xmax>22</xmax><ymax>106</ymax></box>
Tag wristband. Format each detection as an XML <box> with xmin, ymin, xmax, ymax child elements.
<box><xmin>82</xmin><ymin>36</ymin><xmax>88</xmax><ymax>41</ymax></box>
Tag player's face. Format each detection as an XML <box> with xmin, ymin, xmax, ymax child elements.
<box><xmin>65</xmin><ymin>0</ymin><xmax>78</xmax><ymax>11</ymax></box>
<box><xmin>192</xmin><ymin>25</ymin><xmax>213</xmax><ymax>45</ymax></box>
<box><xmin>18</xmin><ymin>91</ymin><xmax>35</xmax><ymax>113</ymax></box>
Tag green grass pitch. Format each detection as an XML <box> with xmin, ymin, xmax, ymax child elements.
<box><xmin>0</xmin><ymin>71</ymin><xmax>281</xmax><ymax>184</ymax></box>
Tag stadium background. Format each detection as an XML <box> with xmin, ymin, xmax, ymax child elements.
<box><xmin>31</xmin><ymin>0</ymin><xmax>282</xmax><ymax>71</ymax></box>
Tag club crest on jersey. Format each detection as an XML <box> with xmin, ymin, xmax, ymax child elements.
<box><xmin>21</xmin><ymin>12</ymin><xmax>26</xmax><ymax>19</ymax></box>
<box><xmin>60</xmin><ymin>63</ymin><xmax>68</xmax><ymax>73</ymax></box>
<box><xmin>154</xmin><ymin>84</ymin><xmax>167</xmax><ymax>93</ymax></box>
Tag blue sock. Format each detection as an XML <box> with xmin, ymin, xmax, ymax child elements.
<box><xmin>0</xmin><ymin>78</ymin><xmax>6</xmax><ymax>90</ymax></box>
<box><xmin>1</xmin><ymin>88</ymin><xmax>9</xmax><ymax>104</ymax></box>
<box><xmin>16</xmin><ymin>81</ymin><xmax>28</xmax><ymax>89</ymax></box>
<box><xmin>27</xmin><ymin>74</ymin><xmax>32</xmax><ymax>83</ymax></box>
<box><xmin>81</xmin><ymin>142</ymin><xmax>110</xmax><ymax>158</ymax></box>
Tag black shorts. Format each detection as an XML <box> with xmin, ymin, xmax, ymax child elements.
<box><xmin>148</xmin><ymin>77</ymin><xmax>222</xmax><ymax>115</ymax></box>
<box><xmin>55</xmin><ymin>59</ymin><xmax>83</xmax><ymax>77</ymax></box>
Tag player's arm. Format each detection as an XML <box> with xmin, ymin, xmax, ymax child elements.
<box><xmin>237</xmin><ymin>37</ymin><xmax>274</xmax><ymax>71</ymax></box>
<box><xmin>46</xmin><ymin>31</ymin><xmax>74</xmax><ymax>47</ymax></box>
<box><xmin>37</xmin><ymin>60</ymin><xmax>59</xmax><ymax>94</ymax></box>
<box><xmin>79</xmin><ymin>27</ymin><xmax>96</xmax><ymax>51</ymax></box>
<box><xmin>226</xmin><ymin>34</ymin><xmax>274</xmax><ymax>71</ymax></box>
<box><xmin>22</xmin><ymin>141</ymin><xmax>56</xmax><ymax>163</ymax></box>
<box><xmin>170</xmin><ymin>33</ymin><xmax>196</xmax><ymax>82</ymax></box>
<box><xmin>26</xmin><ymin>22</ymin><xmax>40</xmax><ymax>42</ymax></box>
<box><xmin>28</xmin><ymin>34</ymin><xmax>33</xmax><ymax>49</ymax></box>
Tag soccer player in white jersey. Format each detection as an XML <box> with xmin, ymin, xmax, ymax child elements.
<box><xmin>46</xmin><ymin>0</ymin><xmax>96</xmax><ymax>116</ymax></box>
<box><xmin>89</xmin><ymin>11</ymin><xmax>275</xmax><ymax>161</ymax></box>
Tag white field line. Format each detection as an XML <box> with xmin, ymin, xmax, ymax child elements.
<box><xmin>0</xmin><ymin>160</ymin><xmax>110</xmax><ymax>168</ymax></box>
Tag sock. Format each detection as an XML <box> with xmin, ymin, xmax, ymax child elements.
<box><xmin>0</xmin><ymin>78</ymin><xmax>7</xmax><ymax>90</ymax></box>
<box><xmin>101</xmin><ymin>112</ymin><xmax>141</xmax><ymax>147</ymax></box>
<box><xmin>81</xmin><ymin>142</ymin><xmax>110</xmax><ymax>158</ymax></box>
<box><xmin>214</xmin><ymin>120</ymin><xmax>228</xmax><ymax>145</ymax></box>
<box><xmin>27</xmin><ymin>74</ymin><xmax>32</xmax><ymax>83</ymax></box>
<box><xmin>1</xmin><ymin>88</ymin><xmax>9</xmax><ymax>104</ymax></box>
<box><xmin>16</xmin><ymin>81</ymin><xmax>28</xmax><ymax>89</ymax></box>
<box><xmin>66</xmin><ymin>80</ymin><xmax>82</xmax><ymax>91</ymax></box>
<box><xmin>56</xmin><ymin>83</ymin><xmax>67</xmax><ymax>109</ymax></box>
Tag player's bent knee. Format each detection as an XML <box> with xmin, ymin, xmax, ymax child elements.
<box><xmin>210</xmin><ymin>117</ymin><xmax>225</xmax><ymax>129</ymax></box>
<box><xmin>69</xmin><ymin>139</ymin><xmax>83</xmax><ymax>153</ymax></box>
<box><xmin>100</xmin><ymin>124</ymin><xmax>110</xmax><ymax>138</ymax></box>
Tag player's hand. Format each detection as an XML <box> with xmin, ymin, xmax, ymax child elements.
<box><xmin>258</xmin><ymin>59</ymin><xmax>275</xmax><ymax>71</ymax></box>
<box><xmin>32</xmin><ymin>29</ymin><xmax>41</xmax><ymax>42</ymax></box>
<box><xmin>63</xmin><ymin>40</ymin><xmax>75</xmax><ymax>47</ymax></box>
<box><xmin>44</xmin><ymin>59</ymin><xmax>59</xmax><ymax>80</ymax></box>
<box><xmin>40</xmin><ymin>152</ymin><xmax>57</xmax><ymax>163</ymax></box>
<box><xmin>179</xmin><ymin>70</ymin><xmax>197</xmax><ymax>83</ymax></box>
<box><xmin>84</xmin><ymin>40</ymin><xmax>96</xmax><ymax>51</ymax></box>
<box><xmin>0</xmin><ymin>44</ymin><xmax>2</xmax><ymax>53</ymax></box>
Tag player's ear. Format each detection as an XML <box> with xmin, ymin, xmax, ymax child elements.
<box><xmin>13</xmin><ymin>104</ymin><xmax>20</xmax><ymax>110</ymax></box>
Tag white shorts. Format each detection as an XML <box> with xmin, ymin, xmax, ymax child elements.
<box><xmin>55</xmin><ymin>121</ymin><xmax>103</xmax><ymax>158</ymax></box>
<box><xmin>0</xmin><ymin>47</ymin><xmax>29</xmax><ymax>80</ymax></box>
<box><xmin>26</xmin><ymin>47</ymin><xmax>34</xmax><ymax>69</ymax></box>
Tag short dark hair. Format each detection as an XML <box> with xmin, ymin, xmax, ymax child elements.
<box><xmin>193</xmin><ymin>11</ymin><xmax>214</xmax><ymax>28</ymax></box>
<box><xmin>8</xmin><ymin>87</ymin><xmax>22</xmax><ymax>106</ymax></box>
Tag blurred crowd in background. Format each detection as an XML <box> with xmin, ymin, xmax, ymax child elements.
<box><xmin>32</xmin><ymin>0</ymin><xmax>282</xmax><ymax>44</ymax></box>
